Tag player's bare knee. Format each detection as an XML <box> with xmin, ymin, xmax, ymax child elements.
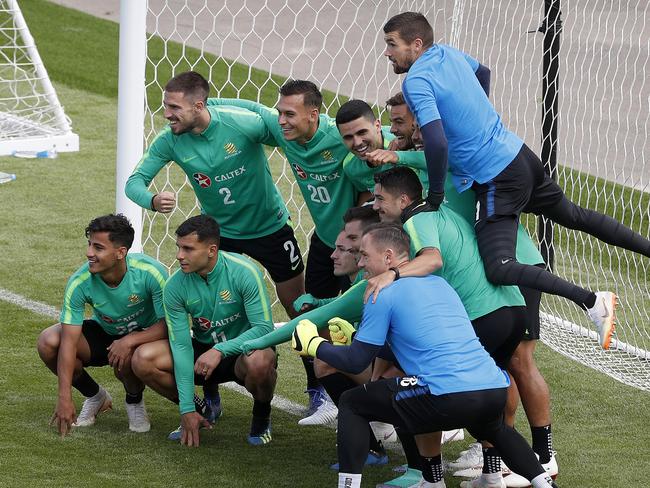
<box><xmin>37</xmin><ymin>324</ymin><xmax>60</xmax><ymax>361</ymax></box>
<box><xmin>131</xmin><ymin>344</ymin><xmax>156</xmax><ymax>377</ymax></box>
<box><xmin>243</xmin><ymin>349</ymin><xmax>275</xmax><ymax>381</ymax></box>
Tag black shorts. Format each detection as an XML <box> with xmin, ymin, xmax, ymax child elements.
<box><xmin>343</xmin><ymin>377</ymin><xmax>507</xmax><ymax>436</ymax></box>
<box><xmin>81</xmin><ymin>320</ymin><xmax>122</xmax><ymax>367</ymax></box>
<box><xmin>471</xmin><ymin>306</ymin><xmax>527</xmax><ymax>369</ymax></box>
<box><xmin>219</xmin><ymin>222</ymin><xmax>304</xmax><ymax>283</ymax></box>
<box><xmin>473</xmin><ymin>144</ymin><xmax>565</xmax><ymax>223</ymax></box>
<box><xmin>191</xmin><ymin>339</ymin><xmax>277</xmax><ymax>387</ymax></box>
<box><xmin>305</xmin><ymin>232</ymin><xmax>347</xmax><ymax>298</ymax></box>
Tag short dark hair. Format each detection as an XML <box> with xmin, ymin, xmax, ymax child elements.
<box><xmin>363</xmin><ymin>222</ymin><xmax>411</xmax><ymax>256</ymax></box>
<box><xmin>343</xmin><ymin>205</ymin><xmax>380</xmax><ymax>232</ymax></box>
<box><xmin>383</xmin><ymin>12</ymin><xmax>434</xmax><ymax>48</ymax></box>
<box><xmin>85</xmin><ymin>214</ymin><xmax>135</xmax><ymax>250</ymax></box>
<box><xmin>385</xmin><ymin>92</ymin><xmax>406</xmax><ymax>108</ymax></box>
<box><xmin>164</xmin><ymin>71</ymin><xmax>210</xmax><ymax>103</ymax></box>
<box><xmin>335</xmin><ymin>99</ymin><xmax>376</xmax><ymax>126</ymax></box>
<box><xmin>279</xmin><ymin>79</ymin><xmax>322</xmax><ymax>110</ymax></box>
<box><xmin>374</xmin><ymin>167</ymin><xmax>422</xmax><ymax>201</ymax></box>
<box><xmin>175</xmin><ymin>215</ymin><xmax>220</xmax><ymax>246</ymax></box>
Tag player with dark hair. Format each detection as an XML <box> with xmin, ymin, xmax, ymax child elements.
<box><xmin>207</xmin><ymin>80</ymin><xmax>367</xmax><ymax>424</ymax></box>
<box><xmin>38</xmin><ymin>214</ymin><xmax>168</xmax><ymax>436</ymax></box>
<box><xmin>291</xmin><ymin>223</ymin><xmax>558</xmax><ymax>488</ymax></box>
<box><xmin>131</xmin><ymin>215</ymin><xmax>277</xmax><ymax>447</ymax></box>
<box><xmin>385</xmin><ymin>91</ymin><xmax>416</xmax><ymax>151</ymax></box>
<box><xmin>370</xmin><ymin>167</ymin><xmax>551</xmax><ymax>487</ymax></box>
<box><xmin>335</xmin><ymin>99</ymin><xmax>428</xmax><ymax>194</ymax></box>
<box><xmin>125</xmin><ymin>70</ymin><xmax>305</xmax><ymax>329</ymax></box>
<box><xmin>381</xmin><ymin>12</ymin><xmax>650</xmax><ymax>350</ymax></box>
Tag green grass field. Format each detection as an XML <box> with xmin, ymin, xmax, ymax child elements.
<box><xmin>0</xmin><ymin>1</ymin><xmax>649</xmax><ymax>487</ymax></box>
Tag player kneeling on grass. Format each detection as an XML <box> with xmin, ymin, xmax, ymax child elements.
<box><xmin>131</xmin><ymin>215</ymin><xmax>277</xmax><ymax>447</ymax></box>
<box><xmin>291</xmin><ymin>223</ymin><xmax>558</xmax><ymax>488</ymax></box>
<box><xmin>38</xmin><ymin>214</ymin><xmax>168</xmax><ymax>436</ymax></box>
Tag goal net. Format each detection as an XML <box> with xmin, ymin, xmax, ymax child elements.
<box><xmin>128</xmin><ymin>0</ymin><xmax>650</xmax><ymax>391</ymax></box>
<box><xmin>0</xmin><ymin>0</ymin><xmax>78</xmax><ymax>155</ymax></box>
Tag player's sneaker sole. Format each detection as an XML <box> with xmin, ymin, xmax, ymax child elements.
<box><xmin>376</xmin><ymin>468</ymin><xmax>422</xmax><ymax>487</ymax></box>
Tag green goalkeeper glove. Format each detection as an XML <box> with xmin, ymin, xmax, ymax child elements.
<box><xmin>328</xmin><ymin>317</ymin><xmax>356</xmax><ymax>346</ymax></box>
<box><xmin>292</xmin><ymin>293</ymin><xmax>322</xmax><ymax>313</ymax></box>
<box><xmin>292</xmin><ymin>319</ymin><xmax>326</xmax><ymax>357</ymax></box>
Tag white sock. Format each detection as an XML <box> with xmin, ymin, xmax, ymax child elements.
<box><xmin>338</xmin><ymin>473</ymin><xmax>361</xmax><ymax>488</ymax></box>
<box><xmin>481</xmin><ymin>472</ymin><xmax>504</xmax><ymax>483</ymax></box>
<box><xmin>531</xmin><ymin>472</ymin><xmax>555</xmax><ymax>487</ymax></box>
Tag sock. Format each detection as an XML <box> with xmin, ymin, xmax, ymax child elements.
<box><xmin>72</xmin><ymin>369</ymin><xmax>100</xmax><ymax>398</ymax></box>
<box><xmin>194</xmin><ymin>393</ymin><xmax>206</xmax><ymax>415</ymax></box>
<box><xmin>583</xmin><ymin>293</ymin><xmax>597</xmax><ymax>309</ymax></box>
<box><xmin>250</xmin><ymin>414</ymin><xmax>270</xmax><ymax>435</ymax></box>
<box><xmin>319</xmin><ymin>372</ymin><xmax>358</xmax><ymax>406</ymax></box>
<box><xmin>396</xmin><ymin>427</ymin><xmax>422</xmax><ymax>470</ymax></box>
<box><xmin>203</xmin><ymin>383</ymin><xmax>220</xmax><ymax>402</ymax></box>
<box><xmin>125</xmin><ymin>389</ymin><xmax>144</xmax><ymax>404</ymax></box>
<box><xmin>531</xmin><ymin>425</ymin><xmax>553</xmax><ymax>464</ymax></box>
<box><xmin>302</xmin><ymin>356</ymin><xmax>320</xmax><ymax>389</ymax></box>
<box><xmin>482</xmin><ymin>447</ymin><xmax>502</xmax><ymax>474</ymax></box>
<box><xmin>252</xmin><ymin>399</ymin><xmax>271</xmax><ymax>419</ymax></box>
<box><xmin>420</xmin><ymin>454</ymin><xmax>443</xmax><ymax>483</ymax></box>
<box><xmin>338</xmin><ymin>473</ymin><xmax>361</xmax><ymax>488</ymax></box>
<box><xmin>531</xmin><ymin>472</ymin><xmax>555</xmax><ymax>487</ymax></box>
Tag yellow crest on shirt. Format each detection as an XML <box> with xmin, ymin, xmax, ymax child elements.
<box><xmin>224</xmin><ymin>142</ymin><xmax>238</xmax><ymax>155</ymax></box>
<box><xmin>321</xmin><ymin>150</ymin><xmax>334</xmax><ymax>161</ymax></box>
<box><xmin>129</xmin><ymin>294</ymin><xmax>141</xmax><ymax>304</ymax></box>
<box><xmin>219</xmin><ymin>289</ymin><xmax>232</xmax><ymax>302</ymax></box>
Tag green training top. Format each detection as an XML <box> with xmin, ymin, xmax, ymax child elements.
<box><xmin>207</xmin><ymin>98</ymin><xmax>357</xmax><ymax>248</ymax></box>
<box><xmin>125</xmin><ymin>105</ymin><xmax>289</xmax><ymax>240</ymax></box>
<box><xmin>59</xmin><ymin>253</ymin><xmax>168</xmax><ymax>335</ymax></box>
<box><xmin>403</xmin><ymin>207</ymin><xmax>525</xmax><ymax>320</ymax></box>
<box><xmin>343</xmin><ymin>128</ymin><xmax>429</xmax><ymax>193</ymax></box>
<box><xmin>442</xmin><ymin>174</ymin><xmax>545</xmax><ymax>265</ymax></box>
<box><xmin>164</xmin><ymin>251</ymin><xmax>274</xmax><ymax>414</ymax></box>
<box><xmin>241</xmin><ymin>280</ymin><xmax>367</xmax><ymax>353</ymax></box>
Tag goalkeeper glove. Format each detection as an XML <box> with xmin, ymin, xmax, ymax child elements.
<box><xmin>292</xmin><ymin>293</ymin><xmax>322</xmax><ymax>313</ymax></box>
<box><xmin>327</xmin><ymin>317</ymin><xmax>356</xmax><ymax>346</ymax></box>
<box><xmin>292</xmin><ymin>319</ymin><xmax>326</xmax><ymax>357</ymax></box>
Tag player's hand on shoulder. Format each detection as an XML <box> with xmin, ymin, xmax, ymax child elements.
<box><xmin>194</xmin><ymin>348</ymin><xmax>222</xmax><ymax>380</ymax></box>
<box><xmin>153</xmin><ymin>191</ymin><xmax>176</xmax><ymax>213</ymax></box>
<box><xmin>180</xmin><ymin>412</ymin><xmax>211</xmax><ymax>447</ymax></box>
<box><xmin>50</xmin><ymin>397</ymin><xmax>76</xmax><ymax>437</ymax></box>
<box><xmin>363</xmin><ymin>270</ymin><xmax>396</xmax><ymax>304</ymax></box>
<box><xmin>364</xmin><ymin>149</ymin><xmax>399</xmax><ymax>166</ymax></box>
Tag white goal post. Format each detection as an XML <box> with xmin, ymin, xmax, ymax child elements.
<box><xmin>0</xmin><ymin>0</ymin><xmax>78</xmax><ymax>155</ymax></box>
<box><xmin>116</xmin><ymin>0</ymin><xmax>650</xmax><ymax>392</ymax></box>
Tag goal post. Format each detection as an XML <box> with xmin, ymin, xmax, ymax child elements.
<box><xmin>116</xmin><ymin>0</ymin><xmax>650</xmax><ymax>392</ymax></box>
<box><xmin>0</xmin><ymin>0</ymin><xmax>78</xmax><ymax>155</ymax></box>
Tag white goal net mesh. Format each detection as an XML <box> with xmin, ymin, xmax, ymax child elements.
<box><xmin>138</xmin><ymin>0</ymin><xmax>650</xmax><ymax>391</ymax></box>
<box><xmin>0</xmin><ymin>0</ymin><xmax>78</xmax><ymax>154</ymax></box>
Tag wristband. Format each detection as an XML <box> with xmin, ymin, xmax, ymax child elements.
<box><xmin>151</xmin><ymin>194</ymin><xmax>157</xmax><ymax>211</ymax></box>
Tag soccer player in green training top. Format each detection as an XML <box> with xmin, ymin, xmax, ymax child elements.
<box><xmin>125</xmin><ymin>71</ymin><xmax>305</xmax><ymax>325</ymax></box>
<box><xmin>336</xmin><ymin>99</ymin><xmax>428</xmax><ymax>194</ymax></box>
<box><xmin>131</xmin><ymin>215</ymin><xmax>277</xmax><ymax>447</ymax></box>
<box><xmin>208</xmin><ymin>80</ymin><xmax>369</xmax><ymax>423</ymax></box>
<box><xmin>38</xmin><ymin>214</ymin><xmax>168</xmax><ymax>436</ymax></box>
